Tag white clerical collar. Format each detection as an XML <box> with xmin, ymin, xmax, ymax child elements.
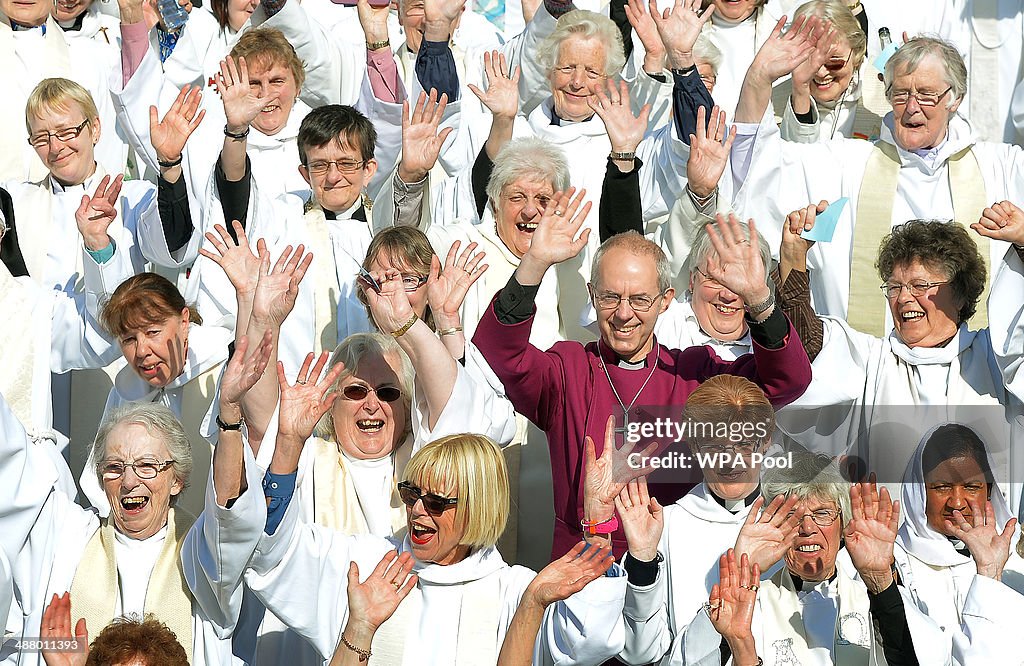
<box><xmin>324</xmin><ymin>197</ymin><xmax>363</xmax><ymax>221</ymax></box>
<box><xmin>710</xmin><ymin>10</ymin><xmax>755</xmax><ymax>28</ymax></box>
<box><xmin>340</xmin><ymin>448</ymin><xmax>393</xmax><ymax>469</ymax></box>
<box><xmin>114</xmin><ymin>522</ymin><xmax>169</xmax><ymax>548</ymax></box>
<box><xmin>49</xmin><ymin>165</ymin><xmax>99</xmax><ymax>194</ymax></box>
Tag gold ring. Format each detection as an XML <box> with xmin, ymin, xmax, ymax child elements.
<box><xmin>392</xmin><ymin>581</ymin><xmax>402</xmax><ymax>589</ymax></box>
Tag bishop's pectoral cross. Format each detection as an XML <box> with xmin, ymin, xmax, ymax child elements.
<box><xmin>613</xmin><ymin>408</ymin><xmax>631</xmax><ymax>446</ymax></box>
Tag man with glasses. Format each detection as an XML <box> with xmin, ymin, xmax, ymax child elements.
<box><xmin>731</xmin><ymin>32</ymin><xmax>1024</xmax><ymax>337</ymax></box>
<box><xmin>473</xmin><ymin>201</ymin><xmax>812</xmax><ymax>561</ymax></box>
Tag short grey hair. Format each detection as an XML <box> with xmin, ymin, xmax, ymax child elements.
<box><xmin>794</xmin><ymin>0</ymin><xmax>866</xmax><ymax>67</ymax></box>
<box><xmin>485</xmin><ymin>138</ymin><xmax>570</xmax><ymax>211</ymax></box>
<box><xmin>537</xmin><ymin>10</ymin><xmax>626</xmax><ymax>80</ymax></box>
<box><xmin>92</xmin><ymin>403</ymin><xmax>193</xmax><ymax>494</ymax></box>
<box><xmin>693</xmin><ymin>31</ymin><xmax>722</xmax><ymax>74</ymax></box>
<box><xmin>592</xmin><ymin>231</ymin><xmax>673</xmax><ymax>294</ymax></box>
<box><xmin>884</xmin><ymin>36</ymin><xmax>967</xmax><ymax>109</ymax></box>
<box><xmin>684</xmin><ymin>219</ymin><xmax>773</xmax><ymax>295</ymax></box>
<box><xmin>315</xmin><ymin>333</ymin><xmax>415</xmax><ymax>440</ymax></box>
<box><xmin>761</xmin><ymin>452</ymin><xmax>851</xmax><ymax>528</ymax></box>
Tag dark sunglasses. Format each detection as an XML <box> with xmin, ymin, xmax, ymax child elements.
<box><xmin>341</xmin><ymin>384</ymin><xmax>403</xmax><ymax>402</ymax></box>
<box><xmin>398</xmin><ymin>481</ymin><xmax>458</xmax><ymax>515</ymax></box>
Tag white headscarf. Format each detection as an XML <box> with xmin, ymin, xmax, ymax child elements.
<box><xmin>898</xmin><ymin>423</ymin><xmax>1018</xmax><ymax>567</ymax></box>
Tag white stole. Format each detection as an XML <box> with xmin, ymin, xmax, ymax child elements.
<box><xmin>310</xmin><ymin>437</ymin><xmax>406</xmax><ymax>537</ymax></box>
<box><xmin>969</xmin><ymin>0</ymin><xmax>1003</xmax><ymax>142</ymax></box>
<box><xmin>0</xmin><ymin>264</ymin><xmax>40</xmax><ymax>430</ymax></box>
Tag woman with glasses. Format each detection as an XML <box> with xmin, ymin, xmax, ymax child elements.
<box><xmin>775</xmin><ymin>208</ymin><xmax>1024</xmax><ymax>486</ymax></box>
<box><xmin>893</xmin><ymin>423</ymin><xmax>1024</xmax><ymax>664</ymax></box>
<box><xmin>218</xmin><ymin>421</ymin><xmax>629</xmax><ymax>665</ymax></box>
<box><xmin>772</xmin><ymin>0</ymin><xmax>887</xmax><ymax>143</ymax></box>
<box><xmin>678</xmin><ymin>455</ymin><xmax>950</xmax><ymax>665</ymax></box>
<box><xmin>0</xmin><ymin>326</ymin><xmax>273</xmax><ymax>665</ymax></box>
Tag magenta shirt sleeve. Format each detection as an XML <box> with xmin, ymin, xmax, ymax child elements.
<box><xmin>366</xmin><ymin>48</ymin><xmax>405</xmax><ymax>105</ymax></box>
<box><xmin>120</xmin><ymin>21</ymin><xmax>151</xmax><ymax>86</ymax></box>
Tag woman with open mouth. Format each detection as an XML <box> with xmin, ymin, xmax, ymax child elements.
<box><xmin>894</xmin><ymin>423</ymin><xmax>1024</xmax><ymax>664</ymax></box>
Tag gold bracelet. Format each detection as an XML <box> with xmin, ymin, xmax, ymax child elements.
<box><xmin>339</xmin><ymin>634</ymin><xmax>371</xmax><ymax>662</ymax></box>
<box><xmin>438</xmin><ymin>326</ymin><xmax>463</xmax><ymax>336</ymax></box>
<box><xmin>366</xmin><ymin>38</ymin><xmax>390</xmax><ymax>51</ymax></box>
<box><xmin>391</xmin><ymin>313</ymin><xmax>419</xmax><ymax>338</ymax></box>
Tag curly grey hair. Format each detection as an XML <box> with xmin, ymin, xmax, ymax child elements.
<box><xmin>485</xmin><ymin>138</ymin><xmax>571</xmax><ymax>212</ymax></box>
<box><xmin>537</xmin><ymin>10</ymin><xmax>626</xmax><ymax>79</ymax></box>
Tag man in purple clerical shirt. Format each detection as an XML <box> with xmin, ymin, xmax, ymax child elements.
<box><xmin>473</xmin><ymin>189</ymin><xmax>812</xmax><ymax>560</ymax></box>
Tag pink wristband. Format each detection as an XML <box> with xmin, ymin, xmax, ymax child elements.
<box><xmin>581</xmin><ymin>515</ymin><xmax>619</xmax><ymax>535</ymax></box>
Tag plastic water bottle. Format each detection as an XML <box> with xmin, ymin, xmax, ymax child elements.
<box><xmin>879</xmin><ymin>27</ymin><xmax>892</xmax><ymax>51</ymax></box>
<box><xmin>158</xmin><ymin>0</ymin><xmax>189</xmax><ymax>32</ymax></box>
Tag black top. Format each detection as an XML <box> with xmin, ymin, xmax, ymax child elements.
<box><xmin>0</xmin><ymin>186</ymin><xmax>28</xmax><ymax>277</ymax></box>
<box><xmin>157</xmin><ymin>173</ymin><xmax>195</xmax><ymax>253</ymax></box>
<box><xmin>214</xmin><ymin>155</ymin><xmax>253</xmax><ymax>241</ymax></box>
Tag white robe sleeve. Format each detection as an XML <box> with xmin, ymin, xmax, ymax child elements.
<box><xmin>897</xmin><ymin>584</ymin><xmax>954</xmax><ymax>666</ymax></box>
<box><xmin>131</xmin><ymin>179</ymin><xmax>195</xmax><ymax>269</ymax></box>
<box><xmin>987</xmin><ymin>246</ymin><xmax>1024</xmax><ymax>403</ymax></box>
<box><xmin>620</xmin><ymin>556</ymin><xmax>673</xmax><ymax>665</ymax></box>
<box><xmin>48</xmin><ymin>286</ymin><xmax>120</xmax><ymax>373</ymax></box>
<box><xmin>635</xmin><ymin>120</ymin><xmax>693</xmax><ymax>223</ymax></box>
<box><xmin>181</xmin><ymin>433</ymin><xmax>267</xmax><ymax>636</ymax></box>
<box><xmin>538</xmin><ymin>565</ymin><xmax>627</xmax><ymax>666</ymax></box>
<box><xmin>675</xmin><ymin>605</ymin><xmax>724</xmax><ymax>666</ymax></box>
<box><xmin>953</xmin><ymin>574</ymin><xmax>1024</xmax><ymax>665</ymax></box>
<box><xmin>510</xmin><ymin>6</ymin><xmax>559</xmax><ymax>116</ymax></box>
<box><xmin>412</xmin><ymin>363</ymin><xmax>518</xmax><ymax>448</ymax></box>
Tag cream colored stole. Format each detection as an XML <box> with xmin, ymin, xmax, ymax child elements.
<box><xmin>0</xmin><ymin>265</ymin><xmax>39</xmax><ymax>430</ymax></box>
<box><xmin>759</xmin><ymin>566</ymin><xmax>872</xmax><ymax>666</ymax></box>
<box><xmin>370</xmin><ymin>574</ymin><xmax>501</xmax><ymax>665</ymax></box>
<box><xmin>310</xmin><ymin>438</ymin><xmax>406</xmax><ymax>535</ymax></box>
<box><xmin>302</xmin><ymin>201</ymin><xmax>340</xmax><ymax>354</ymax></box>
<box><xmin>970</xmin><ymin>0</ymin><xmax>1002</xmax><ymax>142</ymax></box>
<box><xmin>0</xmin><ymin>17</ymin><xmax>70</xmax><ymax>182</ymax></box>
<box><xmin>70</xmin><ymin>509</ymin><xmax>195</xmax><ymax>661</ymax></box>
<box><xmin>849</xmin><ymin>142</ymin><xmax>990</xmax><ymax>337</ymax></box>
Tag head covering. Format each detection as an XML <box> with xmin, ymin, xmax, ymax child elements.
<box><xmin>899</xmin><ymin>423</ymin><xmax>1017</xmax><ymax>567</ymax></box>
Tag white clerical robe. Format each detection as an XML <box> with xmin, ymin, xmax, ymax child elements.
<box><xmin>859</xmin><ymin>0</ymin><xmax>946</xmax><ymax>59</ymax></box>
<box><xmin>0</xmin><ymin>17</ymin><xmax>127</xmax><ymax>183</ymax></box>
<box><xmin>78</xmin><ymin>323</ymin><xmax>232</xmax><ymax>519</ymax></box>
<box><xmin>0</xmin><ymin>393</ymin><xmax>242</xmax><ymax>666</ymax></box>
<box><xmin>776</xmin><ymin>246</ymin><xmax>1024</xmax><ymax>508</ymax></box>
<box><xmin>238</xmin><ymin>491</ymin><xmax>627</xmax><ymax>665</ymax></box>
<box><xmin>58</xmin><ymin>5</ymin><xmax>121</xmax><ymax>64</ymax></box>
<box><xmin>774</xmin><ymin>64</ymin><xmax>889</xmax><ymax>144</ymax></box>
<box><xmin>161</xmin><ymin>7</ymin><xmax>246</xmax><ymax>91</ymax></box>
<box><xmin>620</xmin><ymin>483</ymin><xmax>756</xmax><ymax>666</ymax></box>
<box><xmin>894</xmin><ymin>429</ymin><xmax>1024</xmax><ymax>665</ymax></box>
<box><xmin>678</xmin><ymin>550</ymin><xmax>952</xmax><ymax>666</ymax></box>
<box><xmin>732</xmin><ymin>113</ymin><xmax>1021</xmax><ymax>323</ymax></box>
<box><xmin>936</xmin><ymin>0</ymin><xmax>1024</xmax><ymax>144</ymax></box>
<box><xmin>654</xmin><ymin>299</ymin><xmax>753</xmax><ymax>362</ymax></box>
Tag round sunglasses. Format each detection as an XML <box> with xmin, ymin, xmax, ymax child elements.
<box><xmin>397</xmin><ymin>481</ymin><xmax>458</xmax><ymax>516</ymax></box>
<box><xmin>341</xmin><ymin>384</ymin><xmax>403</xmax><ymax>403</ymax></box>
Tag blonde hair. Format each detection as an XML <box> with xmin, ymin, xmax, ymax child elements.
<box><xmin>25</xmin><ymin>78</ymin><xmax>99</xmax><ymax>133</ymax></box>
<box><xmin>403</xmin><ymin>434</ymin><xmax>509</xmax><ymax>549</ymax></box>
<box><xmin>314</xmin><ymin>333</ymin><xmax>414</xmax><ymax>440</ymax></box>
<box><xmin>794</xmin><ymin>0</ymin><xmax>866</xmax><ymax>68</ymax></box>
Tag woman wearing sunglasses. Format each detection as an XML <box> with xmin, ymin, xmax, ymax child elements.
<box><xmin>772</xmin><ymin>0</ymin><xmax>886</xmax><ymax>143</ymax></box>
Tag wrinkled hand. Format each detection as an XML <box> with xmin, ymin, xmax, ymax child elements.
<box><xmin>468</xmin><ymin>51</ymin><xmax>521</xmax><ymax>120</ymax></box>
<box><xmin>76</xmin><ymin>174</ymin><xmax>123</xmax><ymax>252</ymax></box>
<box><xmin>399</xmin><ymin>90</ymin><xmax>453</xmax><ymax>183</ymax></box>
<box><xmin>199</xmin><ymin>221</ymin><xmax>264</xmax><ymax>297</ymax></box>
<box><xmin>40</xmin><ymin>593</ymin><xmax>88</xmax><ymax>666</ymax></box>
<box><xmin>650</xmin><ymin>0</ymin><xmax>714</xmax><ymax>70</ymax></box>
<box><xmin>750</xmin><ymin>15</ymin><xmax>825</xmax><ymax>85</ymax></box>
<box><xmin>624</xmin><ymin>0</ymin><xmax>665</xmax><ymax>71</ymax></box>
<box><xmin>346</xmin><ymin>551</ymin><xmax>418</xmax><ymax>632</ymax></box>
<box><xmin>356</xmin><ymin>0</ymin><xmax>391</xmax><ymax>44</ymax></box>
<box><xmin>583</xmin><ymin>415</ymin><xmax>658</xmax><ymax>523</ymax></box>
<box><xmin>615</xmin><ymin>478</ymin><xmax>664</xmax><ymax>561</ymax></box>
<box><xmin>363</xmin><ymin>268</ymin><xmax>418</xmax><ymax>334</ymax></box>
<box><xmin>150</xmin><ymin>85</ymin><xmax>205</xmax><ymax>163</ymax></box>
<box><xmin>705</xmin><ymin>213</ymin><xmax>770</xmax><ymax>305</ymax></box>
<box><xmin>525</xmin><ymin>542</ymin><xmax>616</xmax><ymax>608</ymax></box>
<box><xmin>687</xmin><ymin>105</ymin><xmax>736</xmax><ymax>198</ymax></box>
<box><xmin>424</xmin><ymin>0</ymin><xmax>466</xmax><ymax>39</ymax></box>
<box><xmin>426</xmin><ymin>240</ymin><xmax>488</xmax><ymax>321</ymax></box>
<box><xmin>219</xmin><ymin>331</ymin><xmax>274</xmax><ymax>406</ymax></box>
<box><xmin>780</xmin><ymin>200</ymin><xmax>826</xmax><ymax>268</ymax></box>
<box><xmin>974</xmin><ymin>200</ymin><xmax>1024</xmax><ymax>246</ymax></box>
<box><xmin>587</xmin><ymin>79</ymin><xmax>650</xmax><ymax>154</ymax></box>
<box><xmin>947</xmin><ymin>498</ymin><xmax>1017</xmax><ymax>581</ymax></box>
<box><xmin>217</xmin><ymin>56</ymin><xmax>279</xmax><ymax>133</ymax></box>
<box><xmin>251</xmin><ymin>244</ymin><xmax>314</xmax><ymax>328</ymax></box>
<box><xmin>791</xmin><ymin>29</ymin><xmax>835</xmax><ymax>90</ymax></box>
<box><xmin>521</xmin><ymin>188</ymin><xmax>592</xmax><ymax>270</ymax></box>
<box><xmin>844</xmin><ymin>476</ymin><xmax>900</xmax><ymax>594</ymax></box>
<box><xmin>276</xmin><ymin>353</ymin><xmax>347</xmax><ymax>441</ymax></box>
<box><xmin>708</xmin><ymin>549</ymin><xmax>759</xmax><ymax>645</ymax></box>
<box><xmin>734</xmin><ymin>495</ymin><xmax>801</xmax><ymax>572</ymax></box>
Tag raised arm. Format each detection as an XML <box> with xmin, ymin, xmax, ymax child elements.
<box><xmin>217</xmin><ymin>56</ymin><xmax>280</xmax><ymax>184</ymax></box>
<box><xmin>776</xmin><ymin>201</ymin><xmax>827</xmax><ymax>361</ymax></box>
<box><xmin>732</xmin><ymin>494</ymin><xmax>800</xmax><ymax>572</ymax></box>
<box><xmin>397</xmin><ymin>91</ymin><xmax>454</xmax><ymax>186</ymax></box>
<box><xmin>707</xmin><ymin>549</ymin><xmax>761</xmax><ymax>666</ymax></box>
<box><xmin>468</xmin><ymin>51</ymin><xmax>521</xmax><ymax>161</ymax></box>
<box><xmin>425</xmin><ymin>240</ymin><xmax>488</xmax><ymax>360</ymax></box>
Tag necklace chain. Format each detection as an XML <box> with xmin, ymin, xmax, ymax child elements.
<box><xmin>600</xmin><ymin>343</ymin><xmax>659</xmax><ymax>424</ymax></box>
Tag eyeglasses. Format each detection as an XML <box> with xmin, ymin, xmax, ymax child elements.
<box><xmin>553</xmin><ymin>64</ymin><xmax>606</xmax><ymax>81</ymax></box>
<box><xmin>786</xmin><ymin>508</ymin><xmax>841</xmax><ymax>526</ymax></box>
<box><xmin>699</xmin><ymin>73</ymin><xmax>717</xmax><ymax>88</ymax></box>
<box><xmin>822</xmin><ymin>50</ymin><xmax>853</xmax><ymax>73</ymax></box>
<box><xmin>397</xmin><ymin>481</ymin><xmax>458</xmax><ymax>515</ymax></box>
<box><xmin>879</xmin><ymin>280</ymin><xmax>949</xmax><ymax>299</ymax></box>
<box><xmin>693</xmin><ymin>267</ymin><xmax>723</xmax><ymax>290</ymax></box>
<box><xmin>696</xmin><ymin>441</ymin><xmax>760</xmax><ymax>455</ymax></box>
<box><xmin>341</xmin><ymin>383</ymin><xmax>403</xmax><ymax>403</ymax></box>
<box><xmin>100</xmin><ymin>459</ymin><xmax>175</xmax><ymax>481</ymax></box>
<box><xmin>28</xmin><ymin>119</ymin><xmax>90</xmax><ymax>148</ymax></box>
<box><xmin>303</xmin><ymin>159</ymin><xmax>367</xmax><ymax>175</ymax></box>
<box><xmin>397</xmin><ymin>273</ymin><xmax>428</xmax><ymax>291</ymax></box>
<box><xmin>888</xmin><ymin>86</ymin><xmax>953</xmax><ymax>107</ymax></box>
<box><xmin>590</xmin><ymin>286</ymin><xmax>665</xmax><ymax>312</ymax></box>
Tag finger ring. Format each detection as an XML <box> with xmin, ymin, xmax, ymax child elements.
<box><xmin>554</xmin><ymin>210</ymin><xmax>564</xmax><ymax>216</ymax></box>
<box><xmin>392</xmin><ymin>581</ymin><xmax>402</xmax><ymax>589</ymax></box>
<box><xmin>741</xmin><ymin>584</ymin><xmax>759</xmax><ymax>591</ymax></box>
<box><xmin>296</xmin><ymin>379</ymin><xmax>307</xmax><ymax>385</ymax></box>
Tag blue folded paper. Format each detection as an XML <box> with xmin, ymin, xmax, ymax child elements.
<box><xmin>802</xmin><ymin>197</ymin><xmax>849</xmax><ymax>243</ymax></box>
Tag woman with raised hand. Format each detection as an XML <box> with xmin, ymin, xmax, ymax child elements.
<box><xmin>0</xmin><ymin>328</ymin><xmax>271</xmax><ymax>666</ymax></box>
<box><xmin>895</xmin><ymin>423</ymin><xmax>1024</xmax><ymax>664</ymax></box>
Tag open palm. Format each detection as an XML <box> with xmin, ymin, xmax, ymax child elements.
<box><xmin>468</xmin><ymin>50</ymin><xmax>520</xmax><ymax>119</ymax></box>
<box><xmin>218</xmin><ymin>56</ymin><xmax>278</xmax><ymax>131</ymax></box>
<box><xmin>687</xmin><ymin>105</ymin><xmax>736</xmax><ymax>197</ymax></box>
<box><xmin>276</xmin><ymin>353</ymin><xmax>346</xmax><ymax>441</ymax></box>
<box><xmin>150</xmin><ymin>84</ymin><xmax>205</xmax><ymax>163</ymax></box>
